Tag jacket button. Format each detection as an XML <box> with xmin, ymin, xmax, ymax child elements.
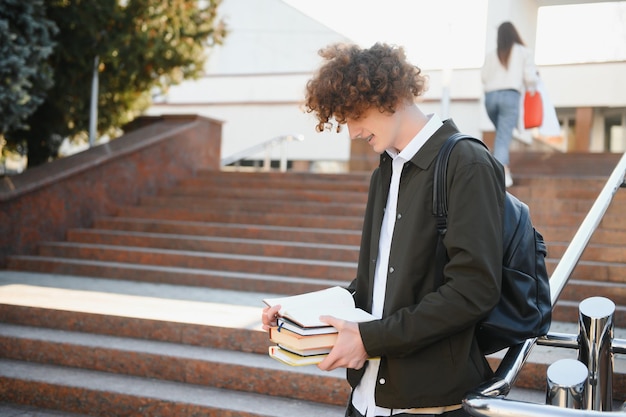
<box><xmin>379</xmin><ymin>378</ymin><xmax>386</xmax><ymax>385</ymax></box>
<box><xmin>389</xmin><ymin>267</ymin><xmax>394</xmax><ymax>273</ymax></box>
<box><xmin>397</xmin><ymin>213</ymin><xmax>402</xmax><ymax>220</ymax></box>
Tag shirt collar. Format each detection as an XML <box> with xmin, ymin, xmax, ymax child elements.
<box><xmin>385</xmin><ymin>113</ymin><xmax>443</xmax><ymax>161</ymax></box>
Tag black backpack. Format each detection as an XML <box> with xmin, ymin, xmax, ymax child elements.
<box><xmin>433</xmin><ymin>133</ymin><xmax>552</xmax><ymax>355</ymax></box>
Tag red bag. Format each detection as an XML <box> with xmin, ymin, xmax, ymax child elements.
<box><xmin>524</xmin><ymin>91</ymin><xmax>543</xmax><ymax>129</ymax></box>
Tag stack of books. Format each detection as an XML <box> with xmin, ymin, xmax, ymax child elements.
<box><xmin>263</xmin><ymin>286</ymin><xmax>376</xmax><ymax>366</ymax></box>
<box><xmin>268</xmin><ymin>319</ymin><xmax>338</xmax><ymax>366</ymax></box>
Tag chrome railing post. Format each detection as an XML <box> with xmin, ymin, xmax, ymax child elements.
<box><xmin>578</xmin><ymin>297</ymin><xmax>615</xmax><ymax>411</ymax></box>
<box><xmin>546</xmin><ymin>359</ymin><xmax>588</xmax><ymax>409</ymax></box>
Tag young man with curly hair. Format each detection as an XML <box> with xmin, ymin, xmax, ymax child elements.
<box><xmin>262</xmin><ymin>43</ymin><xmax>506</xmax><ymax>417</ymax></box>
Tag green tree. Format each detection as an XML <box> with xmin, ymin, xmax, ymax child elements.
<box><xmin>5</xmin><ymin>0</ymin><xmax>226</xmax><ymax>167</ymax></box>
<box><xmin>0</xmin><ymin>0</ymin><xmax>57</xmax><ymax>148</ymax></box>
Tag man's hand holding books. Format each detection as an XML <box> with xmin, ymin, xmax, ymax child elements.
<box><xmin>261</xmin><ymin>287</ymin><xmax>375</xmax><ymax>367</ymax></box>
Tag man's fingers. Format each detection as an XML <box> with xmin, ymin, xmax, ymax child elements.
<box><xmin>318</xmin><ymin>343</ymin><xmax>348</xmax><ymax>371</ymax></box>
<box><xmin>318</xmin><ymin>347</ymin><xmax>365</xmax><ymax>371</ymax></box>
<box><xmin>261</xmin><ymin>304</ymin><xmax>282</xmax><ymax>330</ymax></box>
<box><xmin>319</xmin><ymin>315</ymin><xmax>343</xmax><ymax>330</ymax></box>
<box><xmin>268</xmin><ymin>304</ymin><xmax>281</xmax><ymax>316</ymax></box>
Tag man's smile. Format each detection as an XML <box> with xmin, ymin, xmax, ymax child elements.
<box><xmin>354</xmin><ymin>133</ymin><xmax>374</xmax><ymax>142</ymax></box>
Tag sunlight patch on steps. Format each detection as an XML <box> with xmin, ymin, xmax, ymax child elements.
<box><xmin>0</xmin><ymin>284</ymin><xmax>265</xmax><ymax>331</ymax></box>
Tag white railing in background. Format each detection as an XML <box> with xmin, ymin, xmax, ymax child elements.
<box><xmin>220</xmin><ymin>134</ymin><xmax>304</xmax><ymax>172</ymax></box>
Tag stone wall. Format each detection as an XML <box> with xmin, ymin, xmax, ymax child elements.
<box><xmin>0</xmin><ymin>115</ymin><xmax>222</xmax><ymax>267</ymax></box>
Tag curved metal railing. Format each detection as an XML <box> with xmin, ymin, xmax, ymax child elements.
<box><xmin>220</xmin><ymin>133</ymin><xmax>304</xmax><ymax>172</ymax></box>
<box><xmin>464</xmin><ymin>151</ymin><xmax>626</xmax><ymax>416</ymax></box>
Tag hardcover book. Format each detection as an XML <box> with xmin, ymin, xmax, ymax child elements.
<box><xmin>268</xmin><ymin>345</ymin><xmax>328</xmax><ymax>366</ymax></box>
<box><xmin>269</xmin><ymin>325</ymin><xmax>338</xmax><ymax>351</ymax></box>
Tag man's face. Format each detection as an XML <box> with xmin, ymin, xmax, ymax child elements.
<box><xmin>346</xmin><ymin>107</ymin><xmax>401</xmax><ymax>154</ymax></box>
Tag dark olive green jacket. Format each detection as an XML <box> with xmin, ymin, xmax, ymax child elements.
<box><xmin>347</xmin><ymin>120</ymin><xmax>506</xmax><ymax>409</ymax></box>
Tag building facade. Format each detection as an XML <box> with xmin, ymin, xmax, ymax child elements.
<box><xmin>146</xmin><ymin>0</ymin><xmax>626</xmax><ymax>171</ymax></box>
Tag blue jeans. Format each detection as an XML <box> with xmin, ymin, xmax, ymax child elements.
<box><xmin>484</xmin><ymin>89</ymin><xmax>520</xmax><ymax>167</ymax></box>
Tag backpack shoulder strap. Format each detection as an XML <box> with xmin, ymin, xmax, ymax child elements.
<box><xmin>432</xmin><ymin>132</ymin><xmax>489</xmax><ymax>290</ymax></box>
<box><xmin>432</xmin><ymin>132</ymin><xmax>488</xmax><ymax>231</ymax></box>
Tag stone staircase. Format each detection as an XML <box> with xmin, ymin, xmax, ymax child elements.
<box><xmin>1</xmin><ymin>168</ymin><xmax>626</xmax><ymax>416</ymax></box>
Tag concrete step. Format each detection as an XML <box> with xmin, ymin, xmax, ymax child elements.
<box><xmin>30</xmin><ymin>242</ymin><xmax>356</xmax><ymax>280</ymax></box>
<box><xmin>65</xmin><ymin>229</ymin><xmax>360</xmax><ymax>262</ymax></box>
<box><xmin>538</xmin><ymin>226</ymin><xmax>626</xmax><ymax>246</ymax></box>
<box><xmin>558</xmin><ymin>279</ymin><xmax>626</xmax><ymax>305</ymax></box>
<box><xmin>0</xmin><ymin>324</ymin><xmax>348</xmax><ymax>406</ymax></box>
<box><xmin>508</xmin><ymin>152</ymin><xmax>623</xmax><ymax>177</ymax></box>
<box><xmin>547</xmin><ymin>241</ymin><xmax>626</xmax><ymax>264</ymax></box>
<box><xmin>140</xmin><ymin>195</ymin><xmax>367</xmax><ymax>216</ymax></box>
<box><xmin>161</xmin><ymin>186</ymin><xmax>368</xmax><ymax>205</ymax></box>
<box><xmin>510</xmin><ymin>181</ymin><xmax>626</xmax><ymax>203</ymax></box>
<box><xmin>546</xmin><ymin>258</ymin><xmax>626</xmax><ymax>284</ymax></box>
<box><xmin>512</xmin><ymin>175</ymin><xmax>607</xmax><ymax>189</ymax></box>
<box><xmin>4</xmin><ymin>256</ymin><xmax>344</xmax><ymax>295</ymax></box>
<box><xmin>184</xmin><ymin>171</ymin><xmax>371</xmax><ymax>192</ymax></box>
<box><xmin>0</xmin><ymin>271</ymin><xmax>285</xmax><ymax>350</ymax></box>
<box><xmin>194</xmin><ymin>169</ymin><xmax>371</xmax><ymax>182</ymax></box>
<box><xmin>92</xmin><ymin>217</ymin><xmax>362</xmax><ymax>246</ymax></box>
<box><xmin>0</xmin><ymin>360</ymin><xmax>345</xmax><ymax>417</ymax></box>
<box><xmin>0</xmin><ymin>403</ymin><xmax>95</xmax><ymax>417</ymax></box>
<box><xmin>113</xmin><ymin>206</ymin><xmax>364</xmax><ymax>229</ymax></box>
<box><xmin>524</xmin><ymin>209</ymin><xmax>626</xmax><ymax>229</ymax></box>
<box><xmin>523</xmin><ymin>197</ymin><xmax>625</xmax><ymax>218</ymax></box>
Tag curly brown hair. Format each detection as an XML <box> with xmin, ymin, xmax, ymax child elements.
<box><xmin>305</xmin><ymin>43</ymin><xmax>428</xmax><ymax>133</ymax></box>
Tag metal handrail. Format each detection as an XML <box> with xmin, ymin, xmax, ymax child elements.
<box><xmin>538</xmin><ymin>332</ymin><xmax>626</xmax><ymax>354</ymax></box>
<box><xmin>220</xmin><ymin>133</ymin><xmax>304</xmax><ymax>172</ymax></box>
<box><xmin>464</xmin><ymin>151</ymin><xmax>626</xmax><ymax>417</ymax></box>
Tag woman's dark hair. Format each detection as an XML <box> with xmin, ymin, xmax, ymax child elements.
<box><xmin>497</xmin><ymin>21</ymin><xmax>525</xmax><ymax>68</ymax></box>
<box><xmin>305</xmin><ymin>43</ymin><xmax>427</xmax><ymax>133</ymax></box>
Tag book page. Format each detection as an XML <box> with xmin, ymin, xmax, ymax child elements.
<box><xmin>282</xmin><ymin>305</ymin><xmax>374</xmax><ymax>327</ymax></box>
<box><xmin>263</xmin><ymin>286</ymin><xmax>354</xmax><ymax>312</ymax></box>
<box><xmin>263</xmin><ymin>286</ymin><xmax>375</xmax><ymax>328</ymax></box>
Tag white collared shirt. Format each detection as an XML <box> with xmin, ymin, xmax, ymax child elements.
<box><xmin>352</xmin><ymin>113</ymin><xmax>444</xmax><ymax>417</ymax></box>
<box><xmin>481</xmin><ymin>43</ymin><xmax>538</xmax><ymax>93</ymax></box>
